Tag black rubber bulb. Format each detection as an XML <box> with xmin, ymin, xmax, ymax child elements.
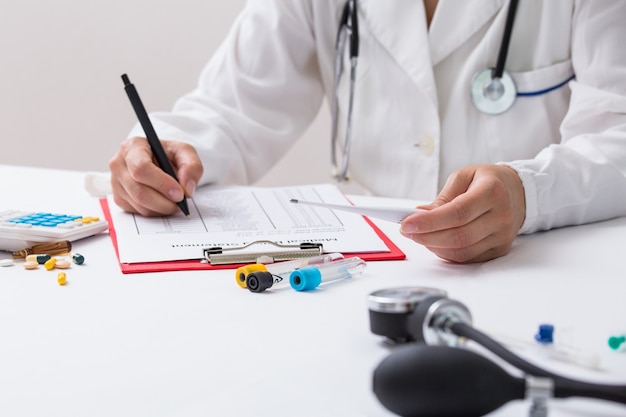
<box><xmin>373</xmin><ymin>345</ymin><xmax>525</xmax><ymax>417</ymax></box>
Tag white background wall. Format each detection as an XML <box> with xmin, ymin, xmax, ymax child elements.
<box><xmin>0</xmin><ymin>0</ymin><xmax>331</xmax><ymax>187</ymax></box>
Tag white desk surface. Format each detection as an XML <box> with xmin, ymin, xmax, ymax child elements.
<box><xmin>0</xmin><ymin>164</ymin><xmax>625</xmax><ymax>417</ymax></box>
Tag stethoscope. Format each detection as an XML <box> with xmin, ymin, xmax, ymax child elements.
<box><xmin>470</xmin><ymin>0</ymin><xmax>520</xmax><ymax>115</ymax></box>
<box><xmin>330</xmin><ymin>0</ymin><xmax>575</xmax><ymax>182</ymax></box>
<box><xmin>331</xmin><ymin>0</ymin><xmax>359</xmax><ymax>182</ymax></box>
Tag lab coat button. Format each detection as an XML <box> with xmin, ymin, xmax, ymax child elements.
<box><xmin>415</xmin><ymin>134</ymin><xmax>435</xmax><ymax>156</ymax></box>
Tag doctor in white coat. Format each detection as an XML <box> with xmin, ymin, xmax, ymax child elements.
<box><xmin>109</xmin><ymin>0</ymin><xmax>626</xmax><ymax>263</ymax></box>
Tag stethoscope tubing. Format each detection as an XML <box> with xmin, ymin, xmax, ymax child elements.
<box><xmin>331</xmin><ymin>0</ymin><xmax>359</xmax><ymax>182</ymax></box>
<box><xmin>493</xmin><ymin>0</ymin><xmax>519</xmax><ymax>79</ymax></box>
<box><xmin>516</xmin><ymin>74</ymin><xmax>576</xmax><ymax>97</ymax></box>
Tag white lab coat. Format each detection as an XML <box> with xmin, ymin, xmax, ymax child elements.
<box><xmin>137</xmin><ymin>0</ymin><xmax>626</xmax><ymax>234</ymax></box>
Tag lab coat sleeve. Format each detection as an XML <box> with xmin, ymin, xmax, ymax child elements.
<box><xmin>128</xmin><ymin>0</ymin><xmax>325</xmax><ymax>186</ymax></box>
<box><xmin>504</xmin><ymin>0</ymin><xmax>626</xmax><ymax>234</ymax></box>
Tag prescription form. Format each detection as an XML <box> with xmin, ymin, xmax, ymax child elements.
<box><xmin>107</xmin><ymin>184</ymin><xmax>390</xmax><ymax>264</ymax></box>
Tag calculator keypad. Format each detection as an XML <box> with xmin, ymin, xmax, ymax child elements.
<box><xmin>0</xmin><ymin>210</ymin><xmax>108</xmax><ymax>251</ymax></box>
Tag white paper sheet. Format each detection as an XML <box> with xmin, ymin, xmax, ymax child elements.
<box><xmin>108</xmin><ymin>184</ymin><xmax>390</xmax><ymax>263</ymax></box>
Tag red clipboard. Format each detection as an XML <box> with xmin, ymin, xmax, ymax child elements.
<box><xmin>100</xmin><ymin>198</ymin><xmax>406</xmax><ymax>274</ymax></box>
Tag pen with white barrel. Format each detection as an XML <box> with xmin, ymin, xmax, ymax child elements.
<box><xmin>289</xmin><ymin>199</ymin><xmax>421</xmax><ymax>223</ymax></box>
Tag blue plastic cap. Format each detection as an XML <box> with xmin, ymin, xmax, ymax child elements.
<box><xmin>289</xmin><ymin>266</ymin><xmax>322</xmax><ymax>291</ymax></box>
<box><xmin>535</xmin><ymin>324</ymin><xmax>554</xmax><ymax>344</ymax></box>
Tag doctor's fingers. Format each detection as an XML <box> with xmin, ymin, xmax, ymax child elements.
<box><xmin>408</xmin><ymin>165</ymin><xmax>524</xmax><ymax>234</ymax></box>
<box><xmin>109</xmin><ymin>138</ymin><xmax>183</xmax><ymax>216</ymax></box>
<box><xmin>123</xmin><ymin>138</ymin><xmax>194</xmax><ymax>201</ymax></box>
<box><xmin>422</xmin><ymin>231</ymin><xmax>515</xmax><ymax>264</ymax></box>
<box><xmin>161</xmin><ymin>140</ymin><xmax>203</xmax><ymax>198</ymax></box>
<box><xmin>417</xmin><ymin>166</ymin><xmax>479</xmax><ymax>211</ymax></box>
<box><xmin>109</xmin><ymin>167</ymin><xmax>181</xmax><ymax>217</ymax></box>
<box><xmin>402</xmin><ymin>189</ymin><xmax>492</xmax><ymax>236</ymax></box>
<box><xmin>402</xmin><ymin>207</ymin><xmax>516</xmax><ymax>256</ymax></box>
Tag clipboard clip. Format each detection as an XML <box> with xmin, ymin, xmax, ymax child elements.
<box><xmin>203</xmin><ymin>240</ymin><xmax>324</xmax><ymax>265</ymax></box>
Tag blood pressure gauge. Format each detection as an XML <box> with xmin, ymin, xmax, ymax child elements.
<box><xmin>367</xmin><ymin>287</ymin><xmax>472</xmax><ymax>346</ymax></box>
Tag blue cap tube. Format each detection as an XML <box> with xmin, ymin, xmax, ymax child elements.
<box><xmin>289</xmin><ymin>257</ymin><xmax>366</xmax><ymax>291</ymax></box>
<box><xmin>290</xmin><ymin>266</ymin><xmax>323</xmax><ymax>291</ymax></box>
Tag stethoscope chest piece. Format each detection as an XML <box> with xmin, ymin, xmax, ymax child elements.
<box><xmin>470</xmin><ymin>68</ymin><xmax>517</xmax><ymax>115</ymax></box>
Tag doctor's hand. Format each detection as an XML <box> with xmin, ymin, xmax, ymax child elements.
<box><xmin>400</xmin><ymin>164</ymin><xmax>526</xmax><ymax>263</ymax></box>
<box><xmin>109</xmin><ymin>137</ymin><xmax>203</xmax><ymax>217</ymax></box>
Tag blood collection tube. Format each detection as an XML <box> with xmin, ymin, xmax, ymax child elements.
<box><xmin>236</xmin><ymin>252</ymin><xmax>345</xmax><ymax>291</ymax></box>
<box><xmin>235</xmin><ymin>264</ymin><xmax>267</xmax><ymax>289</ymax></box>
<box><xmin>289</xmin><ymin>256</ymin><xmax>366</xmax><ymax>291</ymax></box>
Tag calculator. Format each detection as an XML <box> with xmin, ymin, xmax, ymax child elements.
<box><xmin>0</xmin><ymin>210</ymin><xmax>109</xmax><ymax>252</ymax></box>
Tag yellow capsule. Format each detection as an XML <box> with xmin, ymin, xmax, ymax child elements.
<box><xmin>57</xmin><ymin>272</ymin><xmax>67</xmax><ymax>286</ymax></box>
<box><xmin>44</xmin><ymin>257</ymin><xmax>57</xmax><ymax>271</ymax></box>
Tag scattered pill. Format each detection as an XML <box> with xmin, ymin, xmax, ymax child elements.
<box><xmin>38</xmin><ymin>254</ymin><xmax>51</xmax><ymax>264</ymax></box>
<box><xmin>55</xmin><ymin>259</ymin><xmax>71</xmax><ymax>269</ymax></box>
<box><xmin>0</xmin><ymin>259</ymin><xmax>14</xmax><ymax>267</ymax></box>
<box><xmin>57</xmin><ymin>272</ymin><xmax>67</xmax><ymax>286</ymax></box>
<box><xmin>72</xmin><ymin>253</ymin><xmax>85</xmax><ymax>265</ymax></box>
<box><xmin>44</xmin><ymin>257</ymin><xmax>57</xmax><ymax>271</ymax></box>
<box><xmin>608</xmin><ymin>335</ymin><xmax>625</xmax><ymax>351</ymax></box>
<box><xmin>26</xmin><ymin>254</ymin><xmax>52</xmax><ymax>264</ymax></box>
<box><xmin>24</xmin><ymin>261</ymin><xmax>39</xmax><ymax>270</ymax></box>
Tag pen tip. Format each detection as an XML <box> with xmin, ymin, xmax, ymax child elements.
<box><xmin>121</xmin><ymin>73</ymin><xmax>130</xmax><ymax>86</ymax></box>
<box><xmin>290</xmin><ymin>199</ymin><xmax>298</xmax><ymax>203</ymax></box>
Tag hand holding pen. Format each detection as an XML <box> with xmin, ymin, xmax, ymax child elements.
<box><xmin>109</xmin><ymin>75</ymin><xmax>204</xmax><ymax>217</ymax></box>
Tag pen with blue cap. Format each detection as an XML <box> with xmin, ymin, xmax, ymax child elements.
<box><xmin>121</xmin><ymin>73</ymin><xmax>190</xmax><ymax>216</ymax></box>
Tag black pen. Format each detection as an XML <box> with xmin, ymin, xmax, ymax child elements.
<box><xmin>121</xmin><ymin>74</ymin><xmax>190</xmax><ymax>216</ymax></box>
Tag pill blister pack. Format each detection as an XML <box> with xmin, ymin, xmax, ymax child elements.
<box><xmin>0</xmin><ymin>210</ymin><xmax>108</xmax><ymax>251</ymax></box>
